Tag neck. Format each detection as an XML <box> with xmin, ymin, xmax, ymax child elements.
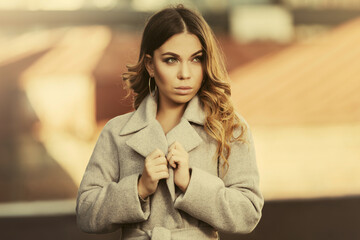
<box><xmin>156</xmin><ymin>96</ymin><xmax>187</xmax><ymax>134</ymax></box>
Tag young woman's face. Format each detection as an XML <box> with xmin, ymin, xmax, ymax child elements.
<box><xmin>147</xmin><ymin>32</ymin><xmax>204</xmax><ymax>107</ymax></box>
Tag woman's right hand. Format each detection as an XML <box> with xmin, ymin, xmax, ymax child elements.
<box><xmin>138</xmin><ymin>148</ymin><xmax>169</xmax><ymax>199</ymax></box>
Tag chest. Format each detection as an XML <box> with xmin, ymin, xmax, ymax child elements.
<box><xmin>116</xmin><ymin>127</ymin><xmax>218</xmax><ymax>179</ymax></box>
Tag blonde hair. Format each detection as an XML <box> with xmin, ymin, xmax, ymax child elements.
<box><xmin>122</xmin><ymin>5</ymin><xmax>247</xmax><ymax>174</ymax></box>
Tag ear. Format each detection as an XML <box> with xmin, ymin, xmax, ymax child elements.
<box><xmin>145</xmin><ymin>54</ymin><xmax>154</xmax><ymax>77</ymax></box>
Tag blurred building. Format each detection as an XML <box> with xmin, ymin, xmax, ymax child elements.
<box><xmin>281</xmin><ymin>0</ymin><xmax>360</xmax><ymax>8</ymax></box>
<box><xmin>0</xmin><ymin>2</ymin><xmax>360</xmax><ymax>240</ymax></box>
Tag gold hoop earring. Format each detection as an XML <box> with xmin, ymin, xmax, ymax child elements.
<box><xmin>148</xmin><ymin>77</ymin><xmax>157</xmax><ymax>97</ymax></box>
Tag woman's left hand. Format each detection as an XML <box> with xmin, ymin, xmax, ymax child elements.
<box><xmin>167</xmin><ymin>141</ymin><xmax>190</xmax><ymax>192</ymax></box>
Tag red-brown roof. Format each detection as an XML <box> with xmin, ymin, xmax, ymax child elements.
<box><xmin>230</xmin><ymin>18</ymin><xmax>360</xmax><ymax>126</ymax></box>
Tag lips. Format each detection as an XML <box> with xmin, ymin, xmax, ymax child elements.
<box><xmin>175</xmin><ymin>86</ymin><xmax>193</xmax><ymax>95</ymax></box>
<box><xmin>176</xmin><ymin>86</ymin><xmax>192</xmax><ymax>89</ymax></box>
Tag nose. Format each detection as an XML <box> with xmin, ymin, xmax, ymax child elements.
<box><xmin>177</xmin><ymin>62</ymin><xmax>191</xmax><ymax>80</ymax></box>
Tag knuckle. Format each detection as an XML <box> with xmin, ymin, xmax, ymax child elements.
<box><xmin>155</xmin><ymin>148</ymin><xmax>164</xmax><ymax>155</ymax></box>
<box><xmin>158</xmin><ymin>158</ymin><xmax>165</xmax><ymax>164</ymax></box>
<box><xmin>144</xmin><ymin>167</ymin><xmax>152</xmax><ymax>175</ymax></box>
<box><xmin>145</xmin><ymin>161</ymin><xmax>151</xmax><ymax>168</ymax></box>
<box><xmin>149</xmin><ymin>174</ymin><xmax>157</xmax><ymax>182</ymax></box>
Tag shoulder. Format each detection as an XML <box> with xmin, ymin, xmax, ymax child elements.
<box><xmin>101</xmin><ymin>111</ymin><xmax>135</xmax><ymax>135</ymax></box>
<box><xmin>233</xmin><ymin>111</ymin><xmax>251</xmax><ymax>139</ymax></box>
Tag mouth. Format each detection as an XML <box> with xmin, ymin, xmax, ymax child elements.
<box><xmin>176</xmin><ymin>86</ymin><xmax>192</xmax><ymax>90</ymax></box>
<box><xmin>175</xmin><ymin>86</ymin><xmax>193</xmax><ymax>95</ymax></box>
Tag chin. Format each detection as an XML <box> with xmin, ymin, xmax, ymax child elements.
<box><xmin>172</xmin><ymin>95</ymin><xmax>194</xmax><ymax>104</ymax></box>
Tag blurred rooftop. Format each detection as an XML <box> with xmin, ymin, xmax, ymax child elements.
<box><xmin>0</xmin><ymin>1</ymin><xmax>360</xmax><ymax>239</ymax></box>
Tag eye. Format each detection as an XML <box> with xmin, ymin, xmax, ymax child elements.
<box><xmin>192</xmin><ymin>55</ymin><xmax>203</xmax><ymax>63</ymax></box>
<box><xmin>164</xmin><ymin>57</ymin><xmax>178</xmax><ymax>64</ymax></box>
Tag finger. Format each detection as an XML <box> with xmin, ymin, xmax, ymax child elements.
<box><xmin>168</xmin><ymin>149</ymin><xmax>183</xmax><ymax>162</ymax></box>
<box><xmin>144</xmin><ymin>157</ymin><xmax>166</xmax><ymax>173</ymax></box>
<box><xmin>153</xmin><ymin>164</ymin><xmax>169</xmax><ymax>174</ymax></box>
<box><xmin>171</xmin><ymin>154</ymin><xmax>189</xmax><ymax>168</ymax></box>
<box><xmin>147</xmin><ymin>163</ymin><xmax>168</xmax><ymax>175</ymax></box>
<box><xmin>146</xmin><ymin>157</ymin><xmax>167</xmax><ymax>169</ymax></box>
<box><xmin>168</xmin><ymin>142</ymin><xmax>177</xmax><ymax>152</ymax></box>
<box><xmin>174</xmin><ymin>141</ymin><xmax>185</xmax><ymax>151</ymax></box>
<box><xmin>152</xmin><ymin>156</ymin><xmax>168</xmax><ymax>166</ymax></box>
<box><xmin>167</xmin><ymin>155</ymin><xmax>177</xmax><ymax>168</ymax></box>
<box><xmin>148</xmin><ymin>171</ymin><xmax>169</xmax><ymax>183</ymax></box>
<box><xmin>168</xmin><ymin>148</ymin><xmax>186</xmax><ymax>166</ymax></box>
<box><xmin>167</xmin><ymin>146</ymin><xmax>183</xmax><ymax>158</ymax></box>
<box><xmin>167</xmin><ymin>151</ymin><xmax>173</xmax><ymax>161</ymax></box>
<box><xmin>157</xmin><ymin>171</ymin><xmax>170</xmax><ymax>180</ymax></box>
<box><xmin>149</xmin><ymin>168</ymin><xmax>169</xmax><ymax>180</ymax></box>
<box><xmin>148</xmin><ymin>148</ymin><xmax>165</xmax><ymax>159</ymax></box>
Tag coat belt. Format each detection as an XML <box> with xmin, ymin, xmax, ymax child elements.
<box><xmin>122</xmin><ymin>226</ymin><xmax>218</xmax><ymax>240</ymax></box>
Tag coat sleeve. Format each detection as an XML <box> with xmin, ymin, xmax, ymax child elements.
<box><xmin>174</xmin><ymin>124</ymin><xmax>264</xmax><ymax>234</ymax></box>
<box><xmin>76</xmin><ymin>122</ymin><xmax>150</xmax><ymax>233</ymax></box>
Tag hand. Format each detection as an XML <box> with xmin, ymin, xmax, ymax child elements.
<box><xmin>167</xmin><ymin>141</ymin><xmax>190</xmax><ymax>192</ymax></box>
<box><xmin>138</xmin><ymin>149</ymin><xmax>169</xmax><ymax>199</ymax></box>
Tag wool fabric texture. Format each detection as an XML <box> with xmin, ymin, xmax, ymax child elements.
<box><xmin>76</xmin><ymin>94</ymin><xmax>264</xmax><ymax>239</ymax></box>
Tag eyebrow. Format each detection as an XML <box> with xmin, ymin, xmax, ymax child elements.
<box><xmin>161</xmin><ymin>49</ymin><xmax>203</xmax><ymax>57</ymax></box>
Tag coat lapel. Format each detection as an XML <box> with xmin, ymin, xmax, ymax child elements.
<box><xmin>166</xmin><ymin>93</ymin><xmax>205</xmax><ymax>152</ymax></box>
<box><xmin>119</xmin><ymin>94</ymin><xmax>205</xmax><ymax>202</ymax></box>
<box><xmin>165</xmin><ymin>118</ymin><xmax>203</xmax><ymax>152</ymax></box>
<box><xmin>165</xmin><ymin>118</ymin><xmax>203</xmax><ymax>202</ymax></box>
<box><xmin>125</xmin><ymin>120</ymin><xmax>169</xmax><ymax>158</ymax></box>
<box><xmin>120</xmin><ymin>95</ymin><xmax>168</xmax><ymax>157</ymax></box>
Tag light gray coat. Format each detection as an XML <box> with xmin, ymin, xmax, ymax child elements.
<box><xmin>76</xmin><ymin>94</ymin><xmax>264</xmax><ymax>240</ymax></box>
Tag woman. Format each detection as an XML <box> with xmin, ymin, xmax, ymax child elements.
<box><xmin>76</xmin><ymin>5</ymin><xmax>263</xmax><ymax>240</ymax></box>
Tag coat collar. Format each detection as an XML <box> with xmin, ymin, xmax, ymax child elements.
<box><xmin>119</xmin><ymin>94</ymin><xmax>205</xmax><ymax>202</ymax></box>
<box><xmin>119</xmin><ymin>94</ymin><xmax>205</xmax><ymax>136</ymax></box>
<box><xmin>120</xmin><ymin>94</ymin><xmax>205</xmax><ymax>158</ymax></box>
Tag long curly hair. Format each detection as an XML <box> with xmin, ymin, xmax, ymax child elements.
<box><xmin>122</xmin><ymin>5</ymin><xmax>247</xmax><ymax>173</ymax></box>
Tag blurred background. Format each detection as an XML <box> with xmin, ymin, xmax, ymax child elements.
<box><xmin>0</xmin><ymin>0</ymin><xmax>359</xmax><ymax>239</ymax></box>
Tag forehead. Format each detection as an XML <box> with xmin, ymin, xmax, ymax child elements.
<box><xmin>156</xmin><ymin>33</ymin><xmax>202</xmax><ymax>55</ymax></box>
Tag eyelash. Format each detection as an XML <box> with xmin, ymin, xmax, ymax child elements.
<box><xmin>193</xmin><ymin>55</ymin><xmax>203</xmax><ymax>62</ymax></box>
<box><xmin>164</xmin><ymin>57</ymin><xmax>177</xmax><ymax>64</ymax></box>
<box><xmin>163</xmin><ymin>55</ymin><xmax>203</xmax><ymax>64</ymax></box>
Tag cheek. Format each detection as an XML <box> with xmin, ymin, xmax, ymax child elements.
<box><xmin>193</xmin><ymin>66</ymin><xmax>204</xmax><ymax>85</ymax></box>
<box><xmin>154</xmin><ymin>65</ymin><xmax>174</xmax><ymax>88</ymax></box>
